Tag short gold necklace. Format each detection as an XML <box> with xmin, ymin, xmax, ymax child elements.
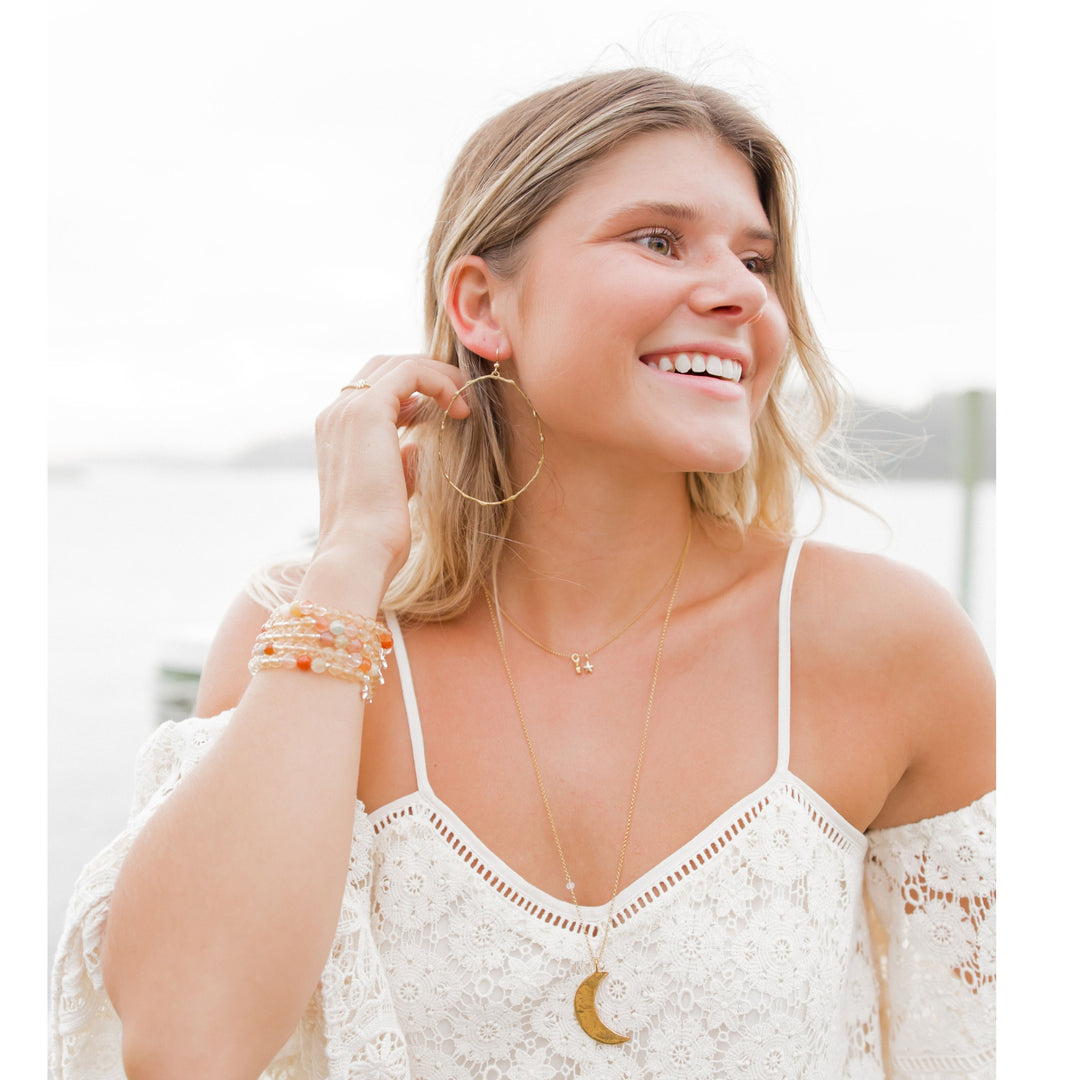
<box><xmin>482</xmin><ymin>523</ymin><xmax>691</xmax><ymax>1045</ymax></box>
<box><xmin>495</xmin><ymin>522</ymin><xmax>691</xmax><ymax>675</ymax></box>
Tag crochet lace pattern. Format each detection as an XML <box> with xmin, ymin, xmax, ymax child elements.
<box><xmin>50</xmin><ymin>712</ymin><xmax>995</xmax><ymax>1080</ymax></box>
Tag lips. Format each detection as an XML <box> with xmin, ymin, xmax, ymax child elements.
<box><xmin>640</xmin><ymin>350</ymin><xmax>745</xmax><ymax>383</ymax></box>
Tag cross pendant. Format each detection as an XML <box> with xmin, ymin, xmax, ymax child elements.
<box><xmin>570</xmin><ymin>653</ymin><xmax>594</xmax><ymax>675</ymax></box>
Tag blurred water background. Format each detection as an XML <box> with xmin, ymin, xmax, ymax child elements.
<box><xmin>48</xmin><ymin>464</ymin><xmax>994</xmax><ymax>967</ymax></box>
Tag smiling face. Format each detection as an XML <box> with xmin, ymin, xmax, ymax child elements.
<box><xmin>496</xmin><ymin>129</ymin><xmax>791</xmax><ymax>479</ymax></box>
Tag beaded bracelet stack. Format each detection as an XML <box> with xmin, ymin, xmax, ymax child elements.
<box><xmin>248</xmin><ymin>601</ymin><xmax>394</xmax><ymax>702</ymax></box>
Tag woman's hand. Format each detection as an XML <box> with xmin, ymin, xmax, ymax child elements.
<box><xmin>303</xmin><ymin>354</ymin><xmax>470</xmax><ymax>607</ymax></box>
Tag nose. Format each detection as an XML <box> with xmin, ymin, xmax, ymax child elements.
<box><xmin>687</xmin><ymin>251</ymin><xmax>769</xmax><ymax>325</ymax></box>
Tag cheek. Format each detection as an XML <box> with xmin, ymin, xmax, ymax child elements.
<box><xmin>512</xmin><ymin>267</ymin><xmax>625</xmax><ymax>382</ymax></box>
<box><xmin>749</xmin><ymin>308</ymin><xmax>791</xmax><ymax>416</ymax></box>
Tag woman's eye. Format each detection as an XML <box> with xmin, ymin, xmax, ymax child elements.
<box><xmin>743</xmin><ymin>254</ymin><xmax>775</xmax><ymax>275</ymax></box>
<box><xmin>631</xmin><ymin>230</ymin><xmax>680</xmax><ymax>257</ymax></box>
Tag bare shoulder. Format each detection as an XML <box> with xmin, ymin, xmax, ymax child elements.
<box><xmin>193</xmin><ymin>591</ymin><xmax>270</xmax><ymax>718</ymax></box>
<box><xmin>793</xmin><ymin>540</ymin><xmax>995</xmax><ymax>829</ymax></box>
<box><xmin>794</xmin><ymin>540</ymin><xmax>973</xmax><ymax>646</ymax></box>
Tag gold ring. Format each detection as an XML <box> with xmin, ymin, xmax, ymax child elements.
<box><xmin>340</xmin><ymin>379</ymin><xmax>373</xmax><ymax>392</ymax></box>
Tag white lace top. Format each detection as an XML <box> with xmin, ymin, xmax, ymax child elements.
<box><xmin>50</xmin><ymin>541</ymin><xmax>996</xmax><ymax>1079</ymax></box>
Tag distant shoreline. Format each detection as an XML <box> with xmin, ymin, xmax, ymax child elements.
<box><xmin>49</xmin><ymin>389</ymin><xmax>996</xmax><ymax>480</ymax></box>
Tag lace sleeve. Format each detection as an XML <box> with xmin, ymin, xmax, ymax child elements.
<box><xmin>49</xmin><ymin>712</ymin><xmax>410</xmax><ymax>1080</ymax></box>
<box><xmin>864</xmin><ymin>791</ymin><xmax>996</xmax><ymax>1080</ymax></box>
<box><xmin>49</xmin><ymin>712</ymin><xmax>234</xmax><ymax>1078</ymax></box>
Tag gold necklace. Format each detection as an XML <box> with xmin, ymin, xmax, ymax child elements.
<box><xmin>495</xmin><ymin>528</ymin><xmax>689</xmax><ymax>675</ymax></box>
<box><xmin>482</xmin><ymin>523</ymin><xmax>692</xmax><ymax>1046</ymax></box>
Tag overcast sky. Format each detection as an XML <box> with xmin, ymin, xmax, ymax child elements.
<box><xmin>49</xmin><ymin>0</ymin><xmax>995</xmax><ymax>463</ymax></box>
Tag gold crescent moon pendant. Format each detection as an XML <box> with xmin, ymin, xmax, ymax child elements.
<box><xmin>573</xmin><ymin>969</ymin><xmax>631</xmax><ymax>1044</ymax></box>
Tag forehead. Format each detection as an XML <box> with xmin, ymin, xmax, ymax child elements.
<box><xmin>550</xmin><ymin>129</ymin><xmax>769</xmax><ymax>230</ymax></box>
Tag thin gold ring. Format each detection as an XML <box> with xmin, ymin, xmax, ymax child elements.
<box><xmin>340</xmin><ymin>379</ymin><xmax>373</xmax><ymax>392</ymax></box>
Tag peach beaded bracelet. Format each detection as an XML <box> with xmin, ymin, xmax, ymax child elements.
<box><xmin>248</xmin><ymin>600</ymin><xmax>394</xmax><ymax>702</ymax></box>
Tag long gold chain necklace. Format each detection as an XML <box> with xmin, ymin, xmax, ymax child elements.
<box><xmin>495</xmin><ymin>540</ymin><xmax>686</xmax><ymax>675</ymax></box>
<box><xmin>481</xmin><ymin>522</ymin><xmax>692</xmax><ymax>1045</ymax></box>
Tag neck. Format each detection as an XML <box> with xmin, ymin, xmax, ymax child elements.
<box><xmin>493</xmin><ymin>458</ymin><xmax>695</xmax><ymax>643</ymax></box>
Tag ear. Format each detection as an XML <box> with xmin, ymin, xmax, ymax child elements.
<box><xmin>444</xmin><ymin>255</ymin><xmax>510</xmax><ymax>361</ymax></box>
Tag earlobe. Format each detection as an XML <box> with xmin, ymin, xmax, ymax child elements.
<box><xmin>444</xmin><ymin>255</ymin><xmax>508</xmax><ymax>361</ymax></box>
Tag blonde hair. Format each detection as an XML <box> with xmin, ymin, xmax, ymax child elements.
<box><xmin>251</xmin><ymin>69</ymin><xmax>852</xmax><ymax>618</ymax></box>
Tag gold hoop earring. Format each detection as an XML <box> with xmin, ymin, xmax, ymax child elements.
<box><xmin>437</xmin><ymin>350</ymin><xmax>545</xmax><ymax>506</ymax></box>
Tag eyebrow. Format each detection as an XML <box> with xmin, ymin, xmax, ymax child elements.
<box><xmin>602</xmin><ymin>200</ymin><xmax>778</xmax><ymax>245</ymax></box>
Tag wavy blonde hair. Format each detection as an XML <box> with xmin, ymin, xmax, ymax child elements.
<box><xmin>382</xmin><ymin>68</ymin><xmax>846</xmax><ymax>620</ymax></box>
<box><xmin>249</xmin><ymin>69</ymin><xmax>852</xmax><ymax>618</ymax></box>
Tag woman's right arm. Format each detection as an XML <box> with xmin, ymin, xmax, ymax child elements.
<box><xmin>99</xmin><ymin>357</ymin><xmax>468</xmax><ymax>1080</ymax></box>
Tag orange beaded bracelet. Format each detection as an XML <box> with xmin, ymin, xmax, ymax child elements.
<box><xmin>248</xmin><ymin>600</ymin><xmax>394</xmax><ymax>702</ymax></box>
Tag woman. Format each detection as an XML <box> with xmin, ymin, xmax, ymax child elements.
<box><xmin>51</xmin><ymin>69</ymin><xmax>995</xmax><ymax>1079</ymax></box>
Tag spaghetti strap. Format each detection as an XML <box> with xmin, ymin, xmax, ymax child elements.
<box><xmin>776</xmin><ymin>539</ymin><xmax>804</xmax><ymax>772</ymax></box>
<box><xmin>384</xmin><ymin>612</ymin><xmax>434</xmax><ymax>797</ymax></box>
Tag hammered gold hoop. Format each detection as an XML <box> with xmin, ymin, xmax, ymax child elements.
<box><xmin>437</xmin><ymin>361</ymin><xmax>545</xmax><ymax>506</ymax></box>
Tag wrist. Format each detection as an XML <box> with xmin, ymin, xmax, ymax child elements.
<box><xmin>248</xmin><ymin>600</ymin><xmax>394</xmax><ymax>703</ymax></box>
<box><xmin>296</xmin><ymin>547</ymin><xmax>399</xmax><ymax>618</ymax></box>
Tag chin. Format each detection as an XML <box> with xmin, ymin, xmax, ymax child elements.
<box><xmin>675</xmin><ymin>432</ymin><xmax>753</xmax><ymax>476</ymax></box>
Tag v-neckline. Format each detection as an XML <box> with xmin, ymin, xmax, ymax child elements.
<box><xmin>366</xmin><ymin>770</ymin><xmax>866</xmax><ymax>935</ymax></box>
<box><xmin>363</xmin><ymin>580</ymin><xmax>866</xmax><ymax>930</ymax></box>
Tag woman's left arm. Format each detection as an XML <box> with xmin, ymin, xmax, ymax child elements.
<box><xmin>855</xmin><ymin>558</ymin><xmax>996</xmax><ymax>1079</ymax></box>
<box><xmin>868</xmin><ymin>561</ymin><xmax>996</xmax><ymax>831</ymax></box>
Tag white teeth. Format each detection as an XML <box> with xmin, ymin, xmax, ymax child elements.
<box><xmin>649</xmin><ymin>352</ymin><xmax>744</xmax><ymax>382</ymax></box>
<box><xmin>705</xmin><ymin>356</ymin><xmax>742</xmax><ymax>381</ymax></box>
<box><xmin>699</xmin><ymin>354</ymin><xmax>743</xmax><ymax>382</ymax></box>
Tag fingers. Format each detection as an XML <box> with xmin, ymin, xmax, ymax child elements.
<box><xmin>335</xmin><ymin>355</ymin><xmax>472</xmax><ymax>425</ymax></box>
<box><xmin>306</xmin><ymin>355</ymin><xmax>477</xmax><ymax>583</ymax></box>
